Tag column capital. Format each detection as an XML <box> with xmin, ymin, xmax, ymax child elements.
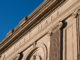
<box><xmin>72</xmin><ymin>10</ymin><xmax>78</xmax><ymax>18</ymax></box>
<box><xmin>47</xmin><ymin>22</ymin><xmax>63</xmax><ymax>36</ymax></box>
<box><xmin>12</xmin><ymin>53</ymin><xmax>20</xmax><ymax>60</ymax></box>
<box><xmin>71</xmin><ymin>8</ymin><xmax>80</xmax><ymax>18</ymax></box>
<box><xmin>47</xmin><ymin>30</ymin><xmax>53</xmax><ymax>36</ymax></box>
<box><xmin>77</xmin><ymin>9</ymin><xmax>80</xmax><ymax>15</ymax></box>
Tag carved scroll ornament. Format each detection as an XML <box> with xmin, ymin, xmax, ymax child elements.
<box><xmin>13</xmin><ymin>54</ymin><xmax>20</xmax><ymax>60</ymax></box>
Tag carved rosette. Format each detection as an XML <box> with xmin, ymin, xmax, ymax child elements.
<box><xmin>49</xmin><ymin>22</ymin><xmax>63</xmax><ymax>60</ymax></box>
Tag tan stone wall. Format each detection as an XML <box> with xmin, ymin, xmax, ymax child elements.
<box><xmin>1</xmin><ymin>0</ymin><xmax>80</xmax><ymax>60</ymax></box>
<box><xmin>63</xmin><ymin>17</ymin><xmax>77</xmax><ymax>60</ymax></box>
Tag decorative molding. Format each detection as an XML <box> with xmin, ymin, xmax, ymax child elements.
<box><xmin>23</xmin><ymin>43</ymin><xmax>47</xmax><ymax>60</ymax></box>
<box><xmin>71</xmin><ymin>10</ymin><xmax>78</xmax><ymax>18</ymax></box>
<box><xmin>71</xmin><ymin>8</ymin><xmax>80</xmax><ymax>18</ymax></box>
<box><xmin>6</xmin><ymin>29</ymin><xmax>14</xmax><ymax>38</ymax></box>
<box><xmin>57</xmin><ymin>11</ymin><xmax>59</xmax><ymax>16</ymax></box>
<box><xmin>33</xmin><ymin>42</ymin><xmax>36</xmax><ymax>48</ymax></box>
<box><xmin>49</xmin><ymin>21</ymin><xmax>63</xmax><ymax>60</ymax></box>
<box><xmin>47</xmin><ymin>30</ymin><xmax>53</xmax><ymax>36</ymax></box>
<box><xmin>76</xmin><ymin>9</ymin><xmax>80</xmax><ymax>60</ymax></box>
<box><xmin>38</xmin><ymin>24</ymin><xmax>42</xmax><ymax>31</ymax></box>
<box><xmin>47</xmin><ymin>22</ymin><xmax>63</xmax><ymax>36</ymax></box>
<box><xmin>51</xmin><ymin>22</ymin><xmax>63</xmax><ymax>33</ymax></box>
<box><xmin>0</xmin><ymin>0</ymin><xmax>66</xmax><ymax>55</ymax></box>
<box><xmin>49</xmin><ymin>28</ymin><xmax>61</xmax><ymax>60</ymax></box>
<box><xmin>32</xmin><ymin>55</ymin><xmax>41</xmax><ymax>60</ymax></box>
<box><xmin>1</xmin><ymin>0</ymin><xmax>79</xmax><ymax>57</ymax></box>
<box><xmin>12</xmin><ymin>54</ymin><xmax>20</xmax><ymax>60</ymax></box>
<box><xmin>1</xmin><ymin>0</ymin><xmax>80</xmax><ymax>57</ymax></box>
<box><xmin>45</xmin><ymin>20</ymin><xmax>48</xmax><ymax>26</ymax></box>
<box><xmin>0</xmin><ymin>1</ymin><xmax>80</xmax><ymax>60</ymax></box>
<box><xmin>78</xmin><ymin>9</ymin><xmax>80</xmax><ymax>15</ymax></box>
<box><xmin>19</xmin><ymin>16</ymin><xmax>28</xmax><ymax>26</ymax></box>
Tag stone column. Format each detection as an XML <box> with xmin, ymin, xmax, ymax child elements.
<box><xmin>76</xmin><ymin>10</ymin><xmax>80</xmax><ymax>60</ymax></box>
<box><xmin>49</xmin><ymin>22</ymin><xmax>63</xmax><ymax>60</ymax></box>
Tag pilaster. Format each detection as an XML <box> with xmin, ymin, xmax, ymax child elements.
<box><xmin>76</xmin><ymin>9</ymin><xmax>80</xmax><ymax>60</ymax></box>
<box><xmin>49</xmin><ymin>22</ymin><xmax>63</xmax><ymax>60</ymax></box>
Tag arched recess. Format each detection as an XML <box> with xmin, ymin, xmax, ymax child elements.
<box><xmin>22</xmin><ymin>43</ymin><xmax>48</xmax><ymax>60</ymax></box>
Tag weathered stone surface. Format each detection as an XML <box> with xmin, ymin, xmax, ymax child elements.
<box><xmin>0</xmin><ymin>0</ymin><xmax>80</xmax><ymax>60</ymax></box>
<box><xmin>6</xmin><ymin>29</ymin><xmax>14</xmax><ymax>38</ymax></box>
<box><xmin>50</xmin><ymin>29</ymin><xmax>61</xmax><ymax>60</ymax></box>
<box><xmin>19</xmin><ymin>16</ymin><xmax>28</xmax><ymax>26</ymax></box>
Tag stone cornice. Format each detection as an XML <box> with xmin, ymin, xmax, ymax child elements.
<box><xmin>0</xmin><ymin>0</ymin><xmax>53</xmax><ymax>44</ymax></box>
<box><xmin>0</xmin><ymin>0</ymin><xmax>65</xmax><ymax>55</ymax></box>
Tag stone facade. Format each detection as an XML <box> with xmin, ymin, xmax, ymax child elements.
<box><xmin>0</xmin><ymin>0</ymin><xmax>80</xmax><ymax>60</ymax></box>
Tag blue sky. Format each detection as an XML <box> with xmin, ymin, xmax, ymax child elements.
<box><xmin>0</xmin><ymin>0</ymin><xmax>44</xmax><ymax>42</ymax></box>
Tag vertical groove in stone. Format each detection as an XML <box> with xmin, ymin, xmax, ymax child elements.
<box><xmin>49</xmin><ymin>29</ymin><xmax>61</xmax><ymax>60</ymax></box>
<box><xmin>77</xmin><ymin>12</ymin><xmax>80</xmax><ymax>60</ymax></box>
